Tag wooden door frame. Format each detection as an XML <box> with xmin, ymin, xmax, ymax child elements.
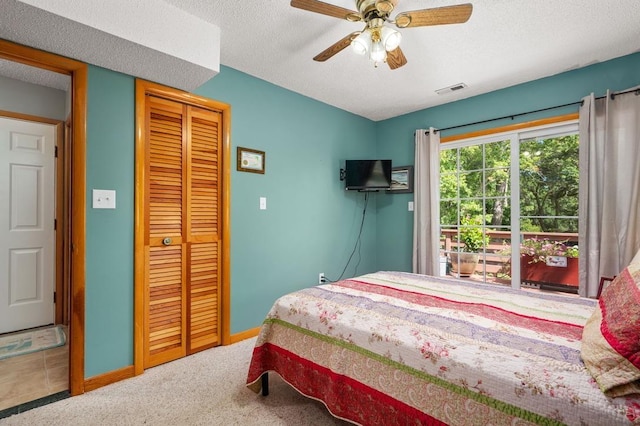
<box><xmin>0</xmin><ymin>40</ymin><xmax>87</xmax><ymax>396</ymax></box>
<box><xmin>134</xmin><ymin>79</ymin><xmax>231</xmax><ymax>375</ymax></box>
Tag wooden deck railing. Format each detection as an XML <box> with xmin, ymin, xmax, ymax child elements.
<box><xmin>440</xmin><ymin>229</ymin><xmax>579</xmax><ymax>277</ymax></box>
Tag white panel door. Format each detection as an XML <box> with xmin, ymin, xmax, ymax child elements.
<box><xmin>0</xmin><ymin>117</ymin><xmax>56</xmax><ymax>333</ymax></box>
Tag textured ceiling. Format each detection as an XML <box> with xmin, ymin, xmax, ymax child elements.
<box><xmin>0</xmin><ymin>59</ymin><xmax>70</xmax><ymax>91</ymax></box>
<box><xmin>162</xmin><ymin>0</ymin><xmax>640</xmax><ymax>121</ymax></box>
<box><xmin>0</xmin><ymin>0</ymin><xmax>220</xmax><ymax>93</ymax></box>
<box><xmin>2</xmin><ymin>1</ymin><xmax>639</xmax><ymax>122</ymax></box>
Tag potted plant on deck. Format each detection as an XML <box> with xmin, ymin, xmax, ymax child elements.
<box><xmin>450</xmin><ymin>216</ymin><xmax>490</xmax><ymax>277</ymax></box>
<box><xmin>520</xmin><ymin>238</ymin><xmax>579</xmax><ymax>289</ymax></box>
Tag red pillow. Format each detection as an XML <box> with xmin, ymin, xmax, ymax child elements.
<box><xmin>581</xmin><ymin>250</ymin><xmax>640</xmax><ymax>397</ymax></box>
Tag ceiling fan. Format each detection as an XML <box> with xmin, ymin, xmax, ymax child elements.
<box><xmin>291</xmin><ymin>0</ymin><xmax>473</xmax><ymax>69</ymax></box>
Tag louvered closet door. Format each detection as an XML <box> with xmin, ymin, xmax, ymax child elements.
<box><xmin>144</xmin><ymin>96</ymin><xmax>221</xmax><ymax>368</ymax></box>
<box><xmin>186</xmin><ymin>106</ymin><xmax>222</xmax><ymax>354</ymax></box>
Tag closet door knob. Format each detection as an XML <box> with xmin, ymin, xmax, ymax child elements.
<box><xmin>162</xmin><ymin>237</ymin><xmax>172</xmax><ymax>246</ymax></box>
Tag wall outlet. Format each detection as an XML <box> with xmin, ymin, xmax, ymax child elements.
<box><xmin>318</xmin><ymin>273</ymin><xmax>325</xmax><ymax>284</ymax></box>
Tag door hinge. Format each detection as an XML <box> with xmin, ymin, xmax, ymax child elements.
<box><xmin>55</xmin><ymin>146</ymin><xmax>58</xmax><ymax>158</ymax></box>
<box><xmin>54</xmin><ymin>219</ymin><xmax>57</xmax><ymax>230</ymax></box>
<box><xmin>53</xmin><ymin>291</ymin><xmax>56</xmax><ymax>303</ymax></box>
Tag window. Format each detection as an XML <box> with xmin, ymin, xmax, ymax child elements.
<box><xmin>439</xmin><ymin>120</ymin><xmax>579</xmax><ymax>292</ymax></box>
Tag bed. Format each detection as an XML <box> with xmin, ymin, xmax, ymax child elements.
<box><xmin>246</xmin><ymin>270</ymin><xmax>640</xmax><ymax>425</ymax></box>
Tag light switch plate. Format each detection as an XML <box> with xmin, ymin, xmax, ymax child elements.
<box><xmin>259</xmin><ymin>197</ymin><xmax>267</xmax><ymax>210</ymax></box>
<box><xmin>408</xmin><ymin>201</ymin><xmax>414</xmax><ymax>211</ymax></box>
<box><xmin>93</xmin><ymin>189</ymin><xmax>116</xmax><ymax>209</ymax></box>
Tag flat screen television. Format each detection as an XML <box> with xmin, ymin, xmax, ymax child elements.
<box><xmin>344</xmin><ymin>159</ymin><xmax>392</xmax><ymax>191</ymax></box>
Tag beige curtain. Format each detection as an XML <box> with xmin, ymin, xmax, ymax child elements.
<box><xmin>413</xmin><ymin>128</ymin><xmax>440</xmax><ymax>275</ymax></box>
<box><xmin>578</xmin><ymin>88</ymin><xmax>640</xmax><ymax>297</ymax></box>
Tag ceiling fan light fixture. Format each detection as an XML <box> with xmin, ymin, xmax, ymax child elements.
<box><xmin>381</xmin><ymin>26</ymin><xmax>401</xmax><ymax>51</ymax></box>
<box><xmin>351</xmin><ymin>31</ymin><xmax>371</xmax><ymax>55</ymax></box>
<box><xmin>293</xmin><ymin>0</ymin><xmax>474</xmax><ymax>70</ymax></box>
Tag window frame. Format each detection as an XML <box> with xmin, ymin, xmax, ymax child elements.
<box><xmin>439</xmin><ymin>116</ymin><xmax>579</xmax><ymax>289</ymax></box>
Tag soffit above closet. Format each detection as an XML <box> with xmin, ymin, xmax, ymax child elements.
<box><xmin>0</xmin><ymin>0</ymin><xmax>221</xmax><ymax>92</ymax></box>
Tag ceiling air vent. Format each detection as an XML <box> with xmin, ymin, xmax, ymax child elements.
<box><xmin>436</xmin><ymin>83</ymin><xmax>468</xmax><ymax>95</ymax></box>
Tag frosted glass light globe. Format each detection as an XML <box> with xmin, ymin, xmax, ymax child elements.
<box><xmin>370</xmin><ymin>40</ymin><xmax>386</xmax><ymax>63</ymax></box>
<box><xmin>351</xmin><ymin>32</ymin><xmax>371</xmax><ymax>56</ymax></box>
<box><xmin>381</xmin><ymin>26</ymin><xmax>402</xmax><ymax>51</ymax></box>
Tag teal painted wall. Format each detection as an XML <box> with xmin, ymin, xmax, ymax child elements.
<box><xmin>83</xmin><ymin>65</ymin><xmax>378</xmax><ymax>376</ymax></box>
<box><xmin>374</xmin><ymin>52</ymin><xmax>640</xmax><ymax>273</ymax></box>
<box><xmin>85</xmin><ymin>66</ymin><xmax>135</xmax><ymax>377</ymax></box>
<box><xmin>195</xmin><ymin>67</ymin><xmax>379</xmax><ymax>333</ymax></box>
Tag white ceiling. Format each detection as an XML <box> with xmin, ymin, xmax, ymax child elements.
<box><xmin>161</xmin><ymin>0</ymin><xmax>640</xmax><ymax>121</ymax></box>
<box><xmin>2</xmin><ymin>1</ymin><xmax>639</xmax><ymax>122</ymax></box>
<box><xmin>0</xmin><ymin>58</ymin><xmax>70</xmax><ymax>91</ymax></box>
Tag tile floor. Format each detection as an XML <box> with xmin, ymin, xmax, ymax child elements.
<box><xmin>0</xmin><ymin>329</ymin><xmax>69</xmax><ymax>411</ymax></box>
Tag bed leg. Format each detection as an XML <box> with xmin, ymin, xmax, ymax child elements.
<box><xmin>261</xmin><ymin>372</ymin><xmax>269</xmax><ymax>396</ymax></box>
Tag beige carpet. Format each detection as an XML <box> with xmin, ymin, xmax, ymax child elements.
<box><xmin>0</xmin><ymin>337</ymin><xmax>351</xmax><ymax>425</ymax></box>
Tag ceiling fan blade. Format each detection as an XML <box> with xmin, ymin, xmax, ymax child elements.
<box><xmin>386</xmin><ymin>46</ymin><xmax>407</xmax><ymax>70</ymax></box>
<box><xmin>291</xmin><ymin>0</ymin><xmax>360</xmax><ymax>21</ymax></box>
<box><xmin>313</xmin><ymin>32</ymin><xmax>360</xmax><ymax>62</ymax></box>
<box><xmin>395</xmin><ymin>4</ymin><xmax>472</xmax><ymax>28</ymax></box>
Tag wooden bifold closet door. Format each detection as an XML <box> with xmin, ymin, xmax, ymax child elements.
<box><xmin>143</xmin><ymin>94</ymin><xmax>222</xmax><ymax>368</ymax></box>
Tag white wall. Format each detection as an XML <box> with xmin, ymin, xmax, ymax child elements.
<box><xmin>0</xmin><ymin>75</ymin><xmax>67</xmax><ymax>120</ymax></box>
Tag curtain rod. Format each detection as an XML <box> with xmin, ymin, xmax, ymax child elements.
<box><xmin>430</xmin><ymin>87</ymin><xmax>640</xmax><ymax>134</ymax></box>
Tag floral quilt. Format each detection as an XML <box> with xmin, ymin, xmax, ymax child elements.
<box><xmin>246</xmin><ymin>272</ymin><xmax>640</xmax><ymax>425</ymax></box>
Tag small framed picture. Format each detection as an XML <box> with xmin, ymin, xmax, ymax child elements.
<box><xmin>388</xmin><ymin>166</ymin><xmax>413</xmax><ymax>193</ymax></box>
<box><xmin>237</xmin><ymin>147</ymin><xmax>265</xmax><ymax>174</ymax></box>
